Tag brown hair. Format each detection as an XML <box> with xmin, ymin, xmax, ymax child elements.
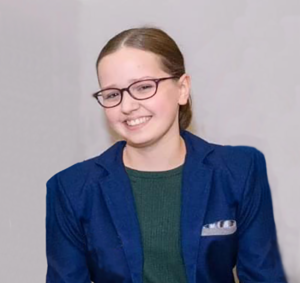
<box><xmin>96</xmin><ymin>27</ymin><xmax>192</xmax><ymax>130</ymax></box>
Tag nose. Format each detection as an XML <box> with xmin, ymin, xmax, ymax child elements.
<box><xmin>120</xmin><ymin>90</ymin><xmax>140</xmax><ymax>114</ymax></box>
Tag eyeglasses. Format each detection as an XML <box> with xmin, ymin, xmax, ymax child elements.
<box><xmin>92</xmin><ymin>76</ymin><xmax>179</xmax><ymax>108</ymax></box>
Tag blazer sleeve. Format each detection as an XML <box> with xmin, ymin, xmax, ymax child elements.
<box><xmin>236</xmin><ymin>149</ymin><xmax>287</xmax><ymax>283</ymax></box>
<box><xmin>46</xmin><ymin>174</ymin><xmax>91</xmax><ymax>283</ymax></box>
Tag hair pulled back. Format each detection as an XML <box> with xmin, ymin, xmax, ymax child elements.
<box><xmin>96</xmin><ymin>27</ymin><xmax>192</xmax><ymax>130</ymax></box>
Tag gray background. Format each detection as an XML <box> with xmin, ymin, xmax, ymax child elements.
<box><xmin>0</xmin><ymin>0</ymin><xmax>299</xmax><ymax>282</ymax></box>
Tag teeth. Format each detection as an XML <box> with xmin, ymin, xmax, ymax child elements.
<box><xmin>126</xmin><ymin>116</ymin><xmax>150</xmax><ymax>126</ymax></box>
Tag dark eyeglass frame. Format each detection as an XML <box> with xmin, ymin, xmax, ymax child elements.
<box><xmin>92</xmin><ymin>76</ymin><xmax>179</xmax><ymax>108</ymax></box>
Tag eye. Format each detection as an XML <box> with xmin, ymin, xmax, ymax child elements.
<box><xmin>138</xmin><ymin>84</ymin><xmax>153</xmax><ymax>90</ymax></box>
<box><xmin>132</xmin><ymin>81</ymin><xmax>155</xmax><ymax>93</ymax></box>
<box><xmin>102</xmin><ymin>91</ymin><xmax>121</xmax><ymax>100</ymax></box>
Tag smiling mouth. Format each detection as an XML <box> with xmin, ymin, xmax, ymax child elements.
<box><xmin>125</xmin><ymin>116</ymin><xmax>151</xmax><ymax>127</ymax></box>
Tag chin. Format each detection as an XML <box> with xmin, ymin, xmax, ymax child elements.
<box><xmin>124</xmin><ymin>136</ymin><xmax>155</xmax><ymax>148</ymax></box>
<box><xmin>114</xmin><ymin>121</ymin><xmax>175</xmax><ymax>148</ymax></box>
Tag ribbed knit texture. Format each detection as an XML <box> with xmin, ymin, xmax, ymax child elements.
<box><xmin>125</xmin><ymin>165</ymin><xmax>188</xmax><ymax>283</ymax></box>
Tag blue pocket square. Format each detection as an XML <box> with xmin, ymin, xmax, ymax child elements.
<box><xmin>201</xmin><ymin>220</ymin><xmax>237</xmax><ymax>236</ymax></box>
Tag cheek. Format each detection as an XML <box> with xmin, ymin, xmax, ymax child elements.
<box><xmin>104</xmin><ymin>109</ymin><xmax>119</xmax><ymax>125</ymax></box>
<box><xmin>154</xmin><ymin>91</ymin><xmax>180</xmax><ymax>117</ymax></box>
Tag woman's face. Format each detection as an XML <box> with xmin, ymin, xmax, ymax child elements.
<box><xmin>97</xmin><ymin>47</ymin><xmax>189</xmax><ymax>148</ymax></box>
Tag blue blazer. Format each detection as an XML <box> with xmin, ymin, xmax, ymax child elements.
<box><xmin>46</xmin><ymin>130</ymin><xmax>286</xmax><ymax>283</ymax></box>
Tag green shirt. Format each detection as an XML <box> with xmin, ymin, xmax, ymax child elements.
<box><xmin>125</xmin><ymin>165</ymin><xmax>188</xmax><ymax>283</ymax></box>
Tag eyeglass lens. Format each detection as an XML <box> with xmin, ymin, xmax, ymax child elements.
<box><xmin>99</xmin><ymin>80</ymin><xmax>157</xmax><ymax>107</ymax></box>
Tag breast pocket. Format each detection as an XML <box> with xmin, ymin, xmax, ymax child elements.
<box><xmin>200</xmin><ymin>219</ymin><xmax>238</xmax><ymax>257</ymax></box>
<box><xmin>201</xmin><ymin>219</ymin><xmax>237</xmax><ymax>236</ymax></box>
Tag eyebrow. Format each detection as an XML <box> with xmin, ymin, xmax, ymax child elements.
<box><xmin>102</xmin><ymin>76</ymin><xmax>155</xmax><ymax>89</ymax></box>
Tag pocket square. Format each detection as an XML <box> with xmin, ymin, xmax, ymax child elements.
<box><xmin>201</xmin><ymin>220</ymin><xmax>237</xmax><ymax>236</ymax></box>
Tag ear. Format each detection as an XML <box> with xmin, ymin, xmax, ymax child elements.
<box><xmin>177</xmin><ymin>74</ymin><xmax>191</xmax><ymax>105</ymax></box>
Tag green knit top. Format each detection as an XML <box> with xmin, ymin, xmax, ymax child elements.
<box><xmin>125</xmin><ymin>165</ymin><xmax>188</xmax><ymax>283</ymax></box>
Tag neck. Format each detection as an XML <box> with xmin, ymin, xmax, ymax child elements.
<box><xmin>123</xmin><ymin>133</ymin><xmax>186</xmax><ymax>172</ymax></box>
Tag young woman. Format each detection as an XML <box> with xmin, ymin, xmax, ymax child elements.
<box><xmin>46</xmin><ymin>27</ymin><xmax>287</xmax><ymax>283</ymax></box>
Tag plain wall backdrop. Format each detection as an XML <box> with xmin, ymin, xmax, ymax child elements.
<box><xmin>0</xmin><ymin>0</ymin><xmax>299</xmax><ymax>282</ymax></box>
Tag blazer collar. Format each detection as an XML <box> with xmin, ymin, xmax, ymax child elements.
<box><xmin>94</xmin><ymin>130</ymin><xmax>215</xmax><ymax>283</ymax></box>
<box><xmin>94</xmin><ymin>130</ymin><xmax>214</xmax><ymax>169</ymax></box>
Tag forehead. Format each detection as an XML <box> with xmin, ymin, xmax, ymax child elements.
<box><xmin>97</xmin><ymin>47</ymin><xmax>166</xmax><ymax>87</ymax></box>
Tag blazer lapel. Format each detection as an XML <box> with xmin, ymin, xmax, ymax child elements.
<box><xmin>96</xmin><ymin>142</ymin><xmax>143</xmax><ymax>283</ymax></box>
<box><xmin>180</xmin><ymin>131</ymin><xmax>214</xmax><ymax>283</ymax></box>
